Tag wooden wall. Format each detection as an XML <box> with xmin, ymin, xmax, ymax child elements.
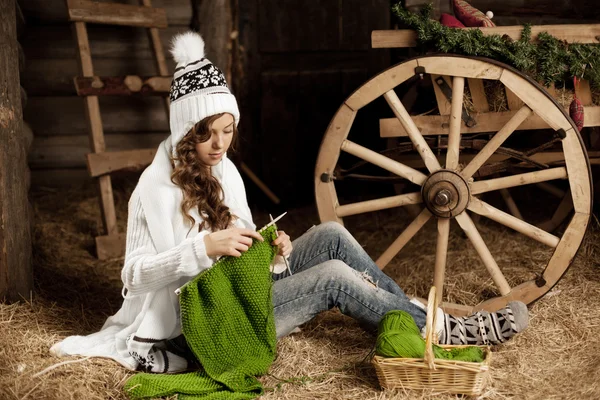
<box><xmin>20</xmin><ymin>0</ymin><xmax>193</xmax><ymax>186</ymax></box>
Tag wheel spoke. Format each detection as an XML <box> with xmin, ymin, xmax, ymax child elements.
<box><xmin>536</xmin><ymin>182</ymin><xmax>566</xmax><ymax>198</ymax></box>
<box><xmin>446</xmin><ymin>77</ymin><xmax>465</xmax><ymax>170</ymax></box>
<box><xmin>455</xmin><ymin>213</ymin><xmax>511</xmax><ymax>295</ymax></box>
<box><xmin>341</xmin><ymin>140</ymin><xmax>427</xmax><ymax>185</ymax></box>
<box><xmin>471</xmin><ymin>167</ymin><xmax>567</xmax><ymax>195</ymax></box>
<box><xmin>376</xmin><ymin>208</ymin><xmax>432</xmax><ymax>269</ymax></box>
<box><xmin>336</xmin><ymin>192</ymin><xmax>422</xmax><ymax>218</ymax></box>
<box><xmin>434</xmin><ymin>218</ymin><xmax>450</xmax><ymax>303</ymax></box>
<box><xmin>468</xmin><ymin>197</ymin><xmax>560</xmax><ymax>248</ymax></box>
<box><xmin>499</xmin><ymin>188</ymin><xmax>523</xmax><ymax>220</ymax></box>
<box><xmin>461</xmin><ymin>105</ymin><xmax>532</xmax><ymax>178</ymax></box>
<box><xmin>383</xmin><ymin>90</ymin><xmax>441</xmax><ymax>173</ymax></box>
<box><xmin>537</xmin><ymin>190</ymin><xmax>573</xmax><ymax>232</ymax></box>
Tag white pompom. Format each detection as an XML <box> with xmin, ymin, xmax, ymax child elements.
<box><xmin>170</xmin><ymin>31</ymin><xmax>205</xmax><ymax>65</ymax></box>
<box><xmin>486</xmin><ymin>11</ymin><xmax>494</xmax><ymax>19</ymax></box>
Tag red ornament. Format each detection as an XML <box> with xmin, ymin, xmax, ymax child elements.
<box><xmin>570</xmin><ymin>77</ymin><xmax>584</xmax><ymax>131</ymax></box>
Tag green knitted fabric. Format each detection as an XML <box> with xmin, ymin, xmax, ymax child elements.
<box><xmin>124</xmin><ymin>225</ymin><xmax>279</xmax><ymax>400</ymax></box>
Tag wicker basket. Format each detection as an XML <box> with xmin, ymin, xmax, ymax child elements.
<box><xmin>372</xmin><ymin>287</ymin><xmax>491</xmax><ymax>395</ymax></box>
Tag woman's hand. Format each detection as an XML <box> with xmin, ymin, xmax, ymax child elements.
<box><xmin>272</xmin><ymin>231</ymin><xmax>292</xmax><ymax>257</ymax></box>
<box><xmin>204</xmin><ymin>228</ymin><xmax>264</xmax><ymax>258</ymax></box>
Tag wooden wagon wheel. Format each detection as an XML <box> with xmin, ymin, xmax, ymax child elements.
<box><xmin>315</xmin><ymin>55</ymin><xmax>593</xmax><ymax>316</ymax></box>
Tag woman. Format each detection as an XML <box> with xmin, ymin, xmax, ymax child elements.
<box><xmin>51</xmin><ymin>32</ymin><xmax>528</xmax><ymax>373</ymax></box>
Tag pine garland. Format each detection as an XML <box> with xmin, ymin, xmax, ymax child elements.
<box><xmin>392</xmin><ymin>3</ymin><xmax>600</xmax><ymax>89</ymax></box>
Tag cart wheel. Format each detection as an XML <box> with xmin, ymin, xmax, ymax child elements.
<box><xmin>315</xmin><ymin>55</ymin><xmax>592</xmax><ymax>316</ymax></box>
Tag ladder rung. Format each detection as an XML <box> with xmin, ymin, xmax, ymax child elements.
<box><xmin>75</xmin><ymin>75</ymin><xmax>171</xmax><ymax>96</ymax></box>
<box><xmin>67</xmin><ymin>0</ymin><xmax>168</xmax><ymax>28</ymax></box>
<box><xmin>87</xmin><ymin>148</ymin><xmax>157</xmax><ymax>177</ymax></box>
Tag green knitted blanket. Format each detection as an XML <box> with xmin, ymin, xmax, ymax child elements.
<box><xmin>124</xmin><ymin>225</ymin><xmax>279</xmax><ymax>400</ymax></box>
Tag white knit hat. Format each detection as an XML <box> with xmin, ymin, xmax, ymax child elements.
<box><xmin>168</xmin><ymin>32</ymin><xmax>240</xmax><ymax>152</ymax></box>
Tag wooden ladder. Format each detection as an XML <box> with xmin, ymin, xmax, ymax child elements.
<box><xmin>66</xmin><ymin>0</ymin><xmax>171</xmax><ymax>259</ymax></box>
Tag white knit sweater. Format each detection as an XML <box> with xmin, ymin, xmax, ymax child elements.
<box><xmin>50</xmin><ymin>140</ymin><xmax>280</xmax><ymax>370</ymax></box>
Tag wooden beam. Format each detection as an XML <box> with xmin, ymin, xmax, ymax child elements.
<box><xmin>25</xmin><ymin>96</ymin><xmax>169</xmax><ymax>136</ymax></box>
<box><xmin>66</xmin><ymin>0</ymin><xmax>168</xmax><ymax>28</ymax></box>
<box><xmin>380</xmin><ymin>106</ymin><xmax>600</xmax><ymax>137</ymax></box>
<box><xmin>372</xmin><ymin>24</ymin><xmax>600</xmax><ymax>48</ymax></box>
<box><xmin>28</xmin><ymin>133</ymin><xmax>166</xmax><ymax>169</ymax></box>
<box><xmin>20</xmin><ymin>0</ymin><xmax>191</xmax><ymax>25</ymax></box>
<box><xmin>74</xmin><ymin>75</ymin><xmax>172</xmax><ymax>96</ymax></box>
<box><xmin>0</xmin><ymin>0</ymin><xmax>33</xmax><ymax>301</ymax></box>
<box><xmin>87</xmin><ymin>148</ymin><xmax>156</xmax><ymax>177</ymax></box>
<box><xmin>23</xmin><ymin>59</ymin><xmax>176</xmax><ymax>96</ymax></box>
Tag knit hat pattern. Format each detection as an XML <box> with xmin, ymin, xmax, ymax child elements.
<box><xmin>169</xmin><ymin>32</ymin><xmax>240</xmax><ymax>152</ymax></box>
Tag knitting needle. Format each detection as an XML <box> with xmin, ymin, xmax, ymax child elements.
<box><xmin>259</xmin><ymin>211</ymin><xmax>287</xmax><ymax>231</ymax></box>
<box><xmin>269</xmin><ymin>213</ymin><xmax>293</xmax><ymax>276</ymax></box>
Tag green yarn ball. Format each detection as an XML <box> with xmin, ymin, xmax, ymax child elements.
<box><xmin>375</xmin><ymin>310</ymin><xmax>485</xmax><ymax>363</ymax></box>
<box><xmin>378</xmin><ymin>310</ymin><xmax>421</xmax><ymax>336</ymax></box>
<box><xmin>376</xmin><ymin>332</ymin><xmax>426</xmax><ymax>358</ymax></box>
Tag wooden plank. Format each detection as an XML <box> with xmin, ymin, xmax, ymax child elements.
<box><xmin>0</xmin><ymin>0</ymin><xmax>33</xmax><ymax>301</ymax></box>
<box><xmin>417</xmin><ymin>57</ymin><xmax>503</xmax><ymax>80</ymax></box>
<box><xmin>380</xmin><ymin>106</ymin><xmax>600</xmax><ymax>137</ymax></box>
<box><xmin>29</xmin><ymin>133</ymin><xmax>167</xmax><ymax>169</ymax></box>
<box><xmin>66</xmin><ymin>0</ymin><xmax>168</xmax><ymax>28</ymax></box>
<box><xmin>467</xmin><ymin>78</ymin><xmax>489</xmax><ymax>113</ymax></box>
<box><xmin>31</xmin><ymin>168</ymin><xmax>90</xmax><ymax>188</ymax></box>
<box><xmin>21</xmin><ymin>25</ymin><xmax>186</xmax><ymax>60</ymax></box>
<box><xmin>20</xmin><ymin>0</ymin><xmax>192</xmax><ymax>25</ymax></box>
<box><xmin>96</xmin><ymin>233</ymin><xmax>126</xmax><ymax>260</ymax></box>
<box><xmin>74</xmin><ymin>75</ymin><xmax>171</xmax><ymax>96</ymax></box>
<box><xmin>371</xmin><ymin>25</ymin><xmax>600</xmax><ymax>48</ymax></box>
<box><xmin>258</xmin><ymin>0</ymin><xmax>340</xmax><ymax>52</ymax></box>
<box><xmin>345</xmin><ymin>60</ymin><xmax>418</xmax><ymax>111</ymax></box>
<box><xmin>25</xmin><ymin>96</ymin><xmax>169</xmax><ymax>135</ymax></box>
<box><xmin>23</xmin><ymin>58</ymin><xmax>177</xmax><ymax>96</ymax></box>
<box><xmin>87</xmin><ymin>148</ymin><xmax>156</xmax><ymax>177</ymax></box>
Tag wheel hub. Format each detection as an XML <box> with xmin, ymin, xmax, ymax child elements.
<box><xmin>422</xmin><ymin>170</ymin><xmax>470</xmax><ymax>218</ymax></box>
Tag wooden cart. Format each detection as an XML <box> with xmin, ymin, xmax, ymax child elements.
<box><xmin>315</xmin><ymin>25</ymin><xmax>598</xmax><ymax>316</ymax></box>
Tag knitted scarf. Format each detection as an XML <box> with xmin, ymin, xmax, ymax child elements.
<box><xmin>124</xmin><ymin>225</ymin><xmax>279</xmax><ymax>399</ymax></box>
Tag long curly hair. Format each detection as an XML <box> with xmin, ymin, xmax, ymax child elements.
<box><xmin>171</xmin><ymin>113</ymin><xmax>237</xmax><ymax>232</ymax></box>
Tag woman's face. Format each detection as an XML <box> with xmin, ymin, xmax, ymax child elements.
<box><xmin>195</xmin><ymin>113</ymin><xmax>235</xmax><ymax>167</ymax></box>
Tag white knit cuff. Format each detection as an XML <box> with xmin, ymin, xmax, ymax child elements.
<box><xmin>192</xmin><ymin>231</ymin><xmax>216</xmax><ymax>268</ymax></box>
<box><xmin>270</xmin><ymin>255</ymin><xmax>287</xmax><ymax>274</ymax></box>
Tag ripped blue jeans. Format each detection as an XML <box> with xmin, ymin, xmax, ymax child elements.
<box><xmin>273</xmin><ymin>221</ymin><xmax>426</xmax><ymax>337</ymax></box>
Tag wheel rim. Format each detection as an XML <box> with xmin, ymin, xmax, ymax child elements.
<box><xmin>314</xmin><ymin>55</ymin><xmax>592</xmax><ymax>315</ymax></box>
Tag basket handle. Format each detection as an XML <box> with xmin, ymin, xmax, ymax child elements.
<box><xmin>424</xmin><ymin>286</ymin><xmax>439</xmax><ymax>370</ymax></box>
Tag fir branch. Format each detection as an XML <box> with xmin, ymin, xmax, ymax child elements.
<box><xmin>392</xmin><ymin>3</ymin><xmax>600</xmax><ymax>88</ymax></box>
